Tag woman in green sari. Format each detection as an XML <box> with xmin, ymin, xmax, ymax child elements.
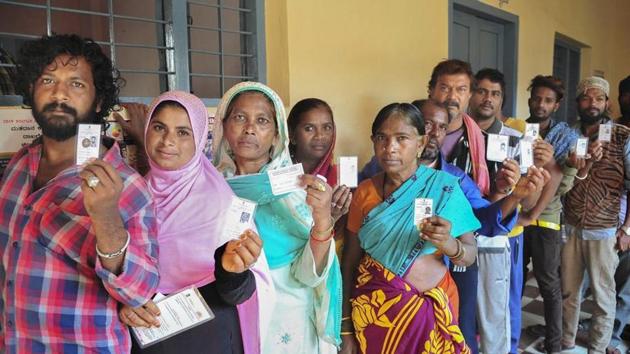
<box><xmin>340</xmin><ymin>103</ymin><xmax>480</xmax><ymax>354</ymax></box>
<box><xmin>212</xmin><ymin>82</ymin><xmax>341</xmax><ymax>354</ymax></box>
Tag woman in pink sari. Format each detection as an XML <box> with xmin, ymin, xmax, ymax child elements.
<box><xmin>117</xmin><ymin>91</ymin><xmax>274</xmax><ymax>354</ymax></box>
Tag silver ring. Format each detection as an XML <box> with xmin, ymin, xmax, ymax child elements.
<box><xmin>87</xmin><ymin>175</ymin><xmax>100</xmax><ymax>188</ymax></box>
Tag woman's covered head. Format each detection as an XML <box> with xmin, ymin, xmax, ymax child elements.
<box><xmin>145</xmin><ymin>91</ymin><xmax>208</xmax><ymax>171</ymax></box>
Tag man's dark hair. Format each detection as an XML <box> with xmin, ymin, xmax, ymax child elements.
<box><xmin>527</xmin><ymin>75</ymin><xmax>565</xmax><ymax>102</ymax></box>
<box><xmin>475</xmin><ymin>68</ymin><xmax>506</xmax><ymax>109</ymax></box>
<box><xmin>619</xmin><ymin>75</ymin><xmax>630</xmax><ymax>95</ymax></box>
<box><xmin>16</xmin><ymin>34</ymin><xmax>124</xmax><ymax>122</ymax></box>
<box><xmin>428</xmin><ymin>59</ymin><xmax>474</xmax><ymax>91</ymax></box>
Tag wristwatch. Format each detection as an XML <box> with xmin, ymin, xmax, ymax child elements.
<box><xmin>621</xmin><ymin>225</ymin><xmax>630</xmax><ymax>236</ymax></box>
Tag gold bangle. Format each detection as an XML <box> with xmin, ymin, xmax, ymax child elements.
<box><xmin>446</xmin><ymin>238</ymin><xmax>462</xmax><ymax>259</ymax></box>
<box><xmin>311</xmin><ymin>218</ymin><xmax>334</xmax><ymax>239</ymax></box>
<box><xmin>342</xmin><ymin>316</ymin><xmax>351</xmax><ymax>321</ymax></box>
<box><xmin>340</xmin><ymin>331</ymin><xmax>355</xmax><ymax>336</ymax></box>
<box><xmin>453</xmin><ymin>243</ymin><xmax>466</xmax><ymax>262</ymax></box>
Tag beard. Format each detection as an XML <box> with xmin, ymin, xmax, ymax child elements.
<box><xmin>32</xmin><ymin>101</ymin><xmax>99</xmax><ymax>141</ymax></box>
<box><xmin>578</xmin><ymin>106</ymin><xmax>606</xmax><ymax>125</ymax></box>
<box><xmin>420</xmin><ymin>138</ymin><xmax>440</xmax><ymax>163</ymax></box>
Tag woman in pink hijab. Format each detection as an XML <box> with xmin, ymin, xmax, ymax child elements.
<box><xmin>117</xmin><ymin>91</ymin><xmax>274</xmax><ymax>354</ymax></box>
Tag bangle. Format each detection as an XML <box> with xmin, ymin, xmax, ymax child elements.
<box><xmin>447</xmin><ymin>239</ymin><xmax>464</xmax><ymax>261</ymax></box>
<box><xmin>311</xmin><ymin>230</ymin><xmax>334</xmax><ymax>242</ymax></box>
<box><xmin>575</xmin><ymin>172</ymin><xmax>588</xmax><ymax>180</ymax></box>
<box><xmin>311</xmin><ymin>218</ymin><xmax>335</xmax><ymax>241</ymax></box>
<box><xmin>96</xmin><ymin>231</ymin><xmax>130</xmax><ymax>259</ymax></box>
<box><xmin>342</xmin><ymin>316</ymin><xmax>351</xmax><ymax>321</ymax></box>
<box><xmin>452</xmin><ymin>241</ymin><xmax>467</xmax><ymax>262</ymax></box>
<box><xmin>340</xmin><ymin>331</ymin><xmax>355</xmax><ymax>336</ymax></box>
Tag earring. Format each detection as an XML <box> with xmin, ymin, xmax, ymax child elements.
<box><xmin>417</xmin><ymin>150</ymin><xmax>422</xmax><ymax>158</ymax></box>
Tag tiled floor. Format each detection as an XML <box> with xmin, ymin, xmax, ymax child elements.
<box><xmin>518</xmin><ymin>274</ymin><xmax>629</xmax><ymax>354</ymax></box>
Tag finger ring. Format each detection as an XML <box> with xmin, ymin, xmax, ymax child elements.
<box><xmin>87</xmin><ymin>175</ymin><xmax>100</xmax><ymax>188</ymax></box>
<box><xmin>331</xmin><ymin>202</ymin><xmax>337</xmax><ymax>208</ymax></box>
<box><xmin>316</xmin><ymin>182</ymin><xmax>326</xmax><ymax>192</ymax></box>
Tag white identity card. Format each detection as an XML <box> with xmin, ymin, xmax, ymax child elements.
<box><xmin>486</xmin><ymin>134</ymin><xmax>510</xmax><ymax>162</ymax></box>
<box><xmin>524</xmin><ymin>123</ymin><xmax>539</xmax><ymax>139</ymax></box>
<box><xmin>338</xmin><ymin>156</ymin><xmax>358</xmax><ymax>188</ymax></box>
<box><xmin>132</xmin><ymin>287</ymin><xmax>215</xmax><ymax>348</ymax></box>
<box><xmin>599</xmin><ymin>123</ymin><xmax>612</xmax><ymax>142</ymax></box>
<box><xmin>520</xmin><ymin>139</ymin><xmax>534</xmax><ymax>169</ymax></box>
<box><xmin>414</xmin><ymin>198</ymin><xmax>433</xmax><ymax>226</ymax></box>
<box><xmin>75</xmin><ymin>124</ymin><xmax>101</xmax><ymax>165</ymax></box>
<box><xmin>576</xmin><ymin>137</ymin><xmax>589</xmax><ymax>157</ymax></box>
<box><xmin>268</xmin><ymin>163</ymin><xmax>304</xmax><ymax>195</ymax></box>
<box><xmin>223</xmin><ymin>196</ymin><xmax>257</xmax><ymax>240</ymax></box>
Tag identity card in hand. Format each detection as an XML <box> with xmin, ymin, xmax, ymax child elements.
<box><xmin>524</xmin><ymin>123</ymin><xmax>539</xmax><ymax>139</ymax></box>
<box><xmin>576</xmin><ymin>137</ymin><xmax>589</xmax><ymax>157</ymax></box>
<box><xmin>599</xmin><ymin>123</ymin><xmax>612</xmax><ymax>142</ymax></box>
<box><xmin>75</xmin><ymin>123</ymin><xmax>101</xmax><ymax>165</ymax></box>
<box><xmin>414</xmin><ymin>198</ymin><xmax>433</xmax><ymax>227</ymax></box>
<box><xmin>486</xmin><ymin>134</ymin><xmax>510</xmax><ymax>162</ymax></box>
<box><xmin>338</xmin><ymin>156</ymin><xmax>358</xmax><ymax>188</ymax></box>
<box><xmin>520</xmin><ymin>139</ymin><xmax>534</xmax><ymax>169</ymax></box>
<box><xmin>132</xmin><ymin>287</ymin><xmax>215</xmax><ymax>348</ymax></box>
<box><xmin>268</xmin><ymin>163</ymin><xmax>304</xmax><ymax>195</ymax></box>
<box><xmin>223</xmin><ymin>196</ymin><xmax>256</xmax><ymax>240</ymax></box>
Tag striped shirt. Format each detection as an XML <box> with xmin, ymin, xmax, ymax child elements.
<box><xmin>0</xmin><ymin>139</ymin><xmax>159</xmax><ymax>353</ymax></box>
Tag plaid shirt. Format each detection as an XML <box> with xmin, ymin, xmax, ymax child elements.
<box><xmin>0</xmin><ymin>140</ymin><xmax>159</xmax><ymax>353</ymax></box>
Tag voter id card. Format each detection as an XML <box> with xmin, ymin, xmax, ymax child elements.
<box><xmin>520</xmin><ymin>139</ymin><xmax>534</xmax><ymax>169</ymax></box>
<box><xmin>486</xmin><ymin>134</ymin><xmax>510</xmax><ymax>162</ymax></box>
<box><xmin>338</xmin><ymin>156</ymin><xmax>358</xmax><ymax>188</ymax></box>
<box><xmin>599</xmin><ymin>123</ymin><xmax>612</xmax><ymax>142</ymax></box>
<box><xmin>268</xmin><ymin>163</ymin><xmax>304</xmax><ymax>195</ymax></box>
<box><xmin>524</xmin><ymin>123</ymin><xmax>539</xmax><ymax>139</ymax></box>
<box><xmin>576</xmin><ymin>137</ymin><xmax>589</xmax><ymax>157</ymax></box>
<box><xmin>223</xmin><ymin>196</ymin><xmax>257</xmax><ymax>240</ymax></box>
<box><xmin>76</xmin><ymin>123</ymin><xmax>101</xmax><ymax>165</ymax></box>
<box><xmin>414</xmin><ymin>198</ymin><xmax>433</xmax><ymax>227</ymax></box>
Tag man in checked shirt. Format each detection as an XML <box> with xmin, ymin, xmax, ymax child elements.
<box><xmin>0</xmin><ymin>34</ymin><xmax>159</xmax><ymax>353</ymax></box>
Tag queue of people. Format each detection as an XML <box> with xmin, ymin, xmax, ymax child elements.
<box><xmin>1</xmin><ymin>33</ymin><xmax>629</xmax><ymax>354</ymax></box>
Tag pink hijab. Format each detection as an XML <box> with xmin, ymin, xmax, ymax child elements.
<box><xmin>144</xmin><ymin>91</ymin><xmax>274</xmax><ymax>353</ymax></box>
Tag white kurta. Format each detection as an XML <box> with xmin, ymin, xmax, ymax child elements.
<box><xmin>262</xmin><ymin>240</ymin><xmax>337</xmax><ymax>354</ymax></box>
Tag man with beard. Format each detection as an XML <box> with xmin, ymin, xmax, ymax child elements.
<box><xmin>511</xmin><ymin>75</ymin><xmax>580</xmax><ymax>354</ymax></box>
<box><xmin>0</xmin><ymin>34</ymin><xmax>159</xmax><ymax>352</ymax></box>
<box><xmin>608</xmin><ymin>75</ymin><xmax>630</xmax><ymax>354</ymax></box>
<box><xmin>469</xmin><ymin>68</ymin><xmax>555</xmax><ymax>354</ymax></box>
<box><xmin>561</xmin><ymin>77</ymin><xmax>630</xmax><ymax>353</ymax></box>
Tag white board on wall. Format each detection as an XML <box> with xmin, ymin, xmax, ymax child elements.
<box><xmin>0</xmin><ymin>107</ymin><xmax>40</xmax><ymax>154</ymax></box>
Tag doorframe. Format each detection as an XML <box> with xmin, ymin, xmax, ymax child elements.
<box><xmin>448</xmin><ymin>0</ymin><xmax>519</xmax><ymax>117</ymax></box>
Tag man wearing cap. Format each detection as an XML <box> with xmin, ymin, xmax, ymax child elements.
<box><xmin>561</xmin><ymin>76</ymin><xmax>630</xmax><ymax>353</ymax></box>
<box><xmin>608</xmin><ymin>75</ymin><xmax>630</xmax><ymax>354</ymax></box>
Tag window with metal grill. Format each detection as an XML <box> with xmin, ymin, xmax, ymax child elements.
<box><xmin>0</xmin><ymin>0</ymin><xmax>265</xmax><ymax>105</ymax></box>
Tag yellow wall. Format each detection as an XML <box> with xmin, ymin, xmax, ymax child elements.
<box><xmin>265</xmin><ymin>0</ymin><xmax>630</xmax><ymax>165</ymax></box>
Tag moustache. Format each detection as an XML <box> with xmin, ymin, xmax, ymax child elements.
<box><xmin>445</xmin><ymin>100</ymin><xmax>460</xmax><ymax>109</ymax></box>
<box><xmin>43</xmin><ymin>102</ymin><xmax>78</xmax><ymax>117</ymax></box>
